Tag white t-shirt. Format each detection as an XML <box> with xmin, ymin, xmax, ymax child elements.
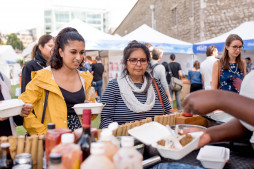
<box><xmin>239</xmin><ymin>70</ymin><xmax>254</xmax><ymax>132</ymax></box>
<box><xmin>200</xmin><ymin>56</ymin><xmax>218</xmax><ymax>90</ymax></box>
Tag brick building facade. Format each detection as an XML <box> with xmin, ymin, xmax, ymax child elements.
<box><xmin>114</xmin><ymin>0</ymin><xmax>254</xmax><ymax>43</ymax></box>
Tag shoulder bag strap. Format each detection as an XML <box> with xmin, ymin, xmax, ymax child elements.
<box><xmin>190</xmin><ymin>71</ymin><xmax>197</xmax><ymax>81</ymax></box>
<box><xmin>152</xmin><ymin>78</ymin><xmax>165</xmax><ymax>115</ymax></box>
<box><xmin>41</xmin><ymin>90</ymin><xmax>49</xmax><ymax>124</ymax></box>
<box><xmin>217</xmin><ymin>60</ymin><xmax>221</xmax><ymax>89</ymax></box>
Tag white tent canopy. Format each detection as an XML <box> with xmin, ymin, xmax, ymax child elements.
<box><xmin>123</xmin><ymin>24</ymin><xmax>193</xmax><ymax>54</ymax></box>
<box><xmin>0</xmin><ymin>45</ymin><xmax>20</xmax><ymax>84</ymax></box>
<box><xmin>0</xmin><ymin>45</ymin><xmax>18</xmax><ymax>64</ymax></box>
<box><xmin>51</xmin><ymin>19</ymin><xmax>128</xmax><ymax>50</ymax></box>
<box><xmin>194</xmin><ymin>21</ymin><xmax>254</xmax><ymax>53</ymax></box>
<box><xmin>23</xmin><ymin>41</ymin><xmax>37</xmax><ymax>58</ymax></box>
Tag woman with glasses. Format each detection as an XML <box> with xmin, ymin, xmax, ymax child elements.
<box><xmin>99</xmin><ymin>40</ymin><xmax>172</xmax><ymax>129</ymax></box>
<box><xmin>211</xmin><ymin>34</ymin><xmax>246</xmax><ymax>93</ymax></box>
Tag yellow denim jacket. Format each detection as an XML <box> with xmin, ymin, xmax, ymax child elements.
<box><xmin>18</xmin><ymin>66</ymin><xmax>93</xmax><ymax>135</ymax></box>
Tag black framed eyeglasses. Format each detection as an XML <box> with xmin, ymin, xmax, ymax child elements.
<box><xmin>231</xmin><ymin>45</ymin><xmax>244</xmax><ymax>50</ymax></box>
<box><xmin>127</xmin><ymin>58</ymin><xmax>148</xmax><ymax>65</ymax></box>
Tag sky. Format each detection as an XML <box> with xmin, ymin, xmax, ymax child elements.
<box><xmin>0</xmin><ymin>0</ymin><xmax>137</xmax><ymax>33</ymax></box>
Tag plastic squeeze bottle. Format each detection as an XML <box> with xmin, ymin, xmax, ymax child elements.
<box><xmin>113</xmin><ymin>136</ymin><xmax>143</xmax><ymax>169</ymax></box>
<box><xmin>81</xmin><ymin>142</ymin><xmax>114</xmax><ymax>169</ymax></box>
<box><xmin>51</xmin><ymin>133</ymin><xmax>82</xmax><ymax>169</ymax></box>
<box><xmin>108</xmin><ymin>122</ymin><xmax>120</xmax><ymax>148</ymax></box>
<box><xmin>99</xmin><ymin>128</ymin><xmax>119</xmax><ymax>161</ymax></box>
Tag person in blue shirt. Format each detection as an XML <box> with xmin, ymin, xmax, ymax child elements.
<box><xmin>187</xmin><ymin>60</ymin><xmax>203</xmax><ymax>93</ymax></box>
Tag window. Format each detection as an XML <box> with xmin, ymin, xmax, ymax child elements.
<box><xmin>172</xmin><ymin>7</ymin><xmax>177</xmax><ymax>26</ymax></box>
<box><xmin>45</xmin><ymin>18</ymin><xmax>51</xmax><ymax>23</ymax></box>
<box><xmin>44</xmin><ymin>10</ymin><xmax>51</xmax><ymax>16</ymax></box>
<box><xmin>55</xmin><ymin>11</ymin><xmax>69</xmax><ymax>22</ymax></box>
<box><xmin>190</xmin><ymin>0</ymin><xmax>195</xmax><ymax>18</ymax></box>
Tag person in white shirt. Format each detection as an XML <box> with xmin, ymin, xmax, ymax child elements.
<box><xmin>200</xmin><ymin>45</ymin><xmax>218</xmax><ymax>90</ymax></box>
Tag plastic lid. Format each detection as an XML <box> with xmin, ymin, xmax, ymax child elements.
<box><xmin>121</xmin><ymin>136</ymin><xmax>134</xmax><ymax>147</ymax></box>
<box><xmin>1</xmin><ymin>142</ymin><xmax>10</xmax><ymax>148</ymax></box>
<box><xmin>61</xmin><ymin>133</ymin><xmax>74</xmax><ymax>144</ymax></box>
<box><xmin>100</xmin><ymin>129</ymin><xmax>112</xmax><ymax>141</ymax></box>
<box><xmin>47</xmin><ymin>123</ymin><xmax>55</xmax><ymax>130</ymax></box>
<box><xmin>91</xmin><ymin>142</ymin><xmax>105</xmax><ymax>155</ymax></box>
<box><xmin>108</xmin><ymin>122</ymin><xmax>119</xmax><ymax>131</ymax></box>
<box><xmin>49</xmin><ymin>153</ymin><xmax>62</xmax><ymax>164</ymax></box>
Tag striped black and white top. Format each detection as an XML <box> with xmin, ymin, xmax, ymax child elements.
<box><xmin>99</xmin><ymin>78</ymin><xmax>172</xmax><ymax>129</ymax></box>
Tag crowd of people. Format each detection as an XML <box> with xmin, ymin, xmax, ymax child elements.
<box><xmin>0</xmin><ymin>27</ymin><xmax>254</xmax><ymax>152</ymax></box>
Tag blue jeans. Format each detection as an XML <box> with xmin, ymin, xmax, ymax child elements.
<box><xmin>95</xmin><ymin>80</ymin><xmax>103</xmax><ymax>101</ymax></box>
<box><xmin>169</xmin><ymin>87</ymin><xmax>181</xmax><ymax>110</ymax></box>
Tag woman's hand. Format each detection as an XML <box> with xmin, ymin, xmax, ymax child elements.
<box><xmin>20</xmin><ymin>103</ymin><xmax>33</xmax><ymax>117</ymax></box>
<box><xmin>181</xmin><ymin>128</ymin><xmax>211</xmax><ymax>149</ymax></box>
<box><xmin>168</xmin><ymin>97</ymin><xmax>172</xmax><ymax>103</ymax></box>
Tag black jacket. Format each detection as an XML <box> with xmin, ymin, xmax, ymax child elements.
<box><xmin>21</xmin><ymin>50</ymin><xmax>47</xmax><ymax>93</ymax></box>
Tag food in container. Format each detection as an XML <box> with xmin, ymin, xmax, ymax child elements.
<box><xmin>128</xmin><ymin>122</ymin><xmax>203</xmax><ymax>160</ymax></box>
<box><xmin>73</xmin><ymin>103</ymin><xmax>104</xmax><ymax>115</ymax></box>
<box><xmin>196</xmin><ymin>145</ymin><xmax>230</xmax><ymax>169</ymax></box>
<box><xmin>14</xmin><ymin>153</ymin><xmax>33</xmax><ymax>166</ymax></box>
<box><xmin>0</xmin><ymin>99</ymin><xmax>24</xmax><ymax>118</ymax></box>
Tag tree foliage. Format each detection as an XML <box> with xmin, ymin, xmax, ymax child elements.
<box><xmin>6</xmin><ymin>33</ymin><xmax>24</xmax><ymax>50</ymax></box>
<box><xmin>0</xmin><ymin>33</ymin><xmax>5</xmax><ymax>45</ymax></box>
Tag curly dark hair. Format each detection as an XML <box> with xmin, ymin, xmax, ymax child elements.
<box><xmin>121</xmin><ymin>40</ymin><xmax>151</xmax><ymax>76</ymax></box>
<box><xmin>50</xmin><ymin>27</ymin><xmax>85</xmax><ymax>69</ymax></box>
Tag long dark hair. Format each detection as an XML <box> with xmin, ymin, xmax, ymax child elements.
<box><xmin>220</xmin><ymin>34</ymin><xmax>244</xmax><ymax>72</ymax></box>
<box><xmin>122</xmin><ymin>40</ymin><xmax>151</xmax><ymax>76</ymax></box>
<box><xmin>50</xmin><ymin>27</ymin><xmax>85</xmax><ymax>69</ymax></box>
<box><xmin>31</xmin><ymin>34</ymin><xmax>54</xmax><ymax>59</ymax></box>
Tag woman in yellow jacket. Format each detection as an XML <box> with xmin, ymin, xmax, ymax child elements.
<box><xmin>19</xmin><ymin>27</ymin><xmax>93</xmax><ymax>135</ymax></box>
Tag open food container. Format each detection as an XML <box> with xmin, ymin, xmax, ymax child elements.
<box><xmin>197</xmin><ymin>145</ymin><xmax>230</xmax><ymax>169</ymax></box>
<box><xmin>128</xmin><ymin>122</ymin><xmax>203</xmax><ymax>160</ymax></box>
<box><xmin>0</xmin><ymin>99</ymin><xmax>24</xmax><ymax>118</ymax></box>
<box><xmin>73</xmin><ymin>102</ymin><xmax>104</xmax><ymax>115</ymax></box>
<box><xmin>73</xmin><ymin>102</ymin><xmax>104</xmax><ymax>121</ymax></box>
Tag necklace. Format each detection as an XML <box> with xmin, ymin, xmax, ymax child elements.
<box><xmin>228</xmin><ymin>63</ymin><xmax>238</xmax><ymax>74</ymax></box>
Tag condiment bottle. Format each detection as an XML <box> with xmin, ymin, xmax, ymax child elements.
<box><xmin>51</xmin><ymin>133</ymin><xmax>82</xmax><ymax>169</ymax></box>
<box><xmin>108</xmin><ymin>122</ymin><xmax>120</xmax><ymax>148</ymax></box>
<box><xmin>99</xmin><ymin>129</ymin><xmax>119</xmax><ymax>161</ymax></box>
<box><xmin>80</xmin><ymin>142</ymin><xmax>114</xmax><ymax>169</ymax></box>
<box><xmin>45</xmin><ymin>125</ymin><xmax>72</xmax><ymax>165</ymax></box>
<box><xmin>77</xmin><ymin>109</ymin><xmax>95</xmax><ymax>161</ymax></box>
<box><xmin>0</xmin><ymin>143</ymin><xmax>13</xmax><ymax>169</ymax></box>
<box><xmin>48</xmin><ymin>153</ymin><xmax>66</xmax><ymax>169</ymax></box>
<box><xmin>113</xmin><ymin>136</ymin><xmax>143</xmax><ymax>169</ymax></box>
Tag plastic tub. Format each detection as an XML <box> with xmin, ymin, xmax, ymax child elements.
<box><xmin>128</xmin><ymin>122</ymin><xmax>203</xmax><ymax>160</ymax></box>
<box><xmin>73</xmin><ymin>102</ymin><xmax>104</xmax><ymax>115</ymax></box>
<box><xmin>0</xmin><ymin>99</ymin><xmax>24</xmax><ymax>118</ymax></box>
<box><xmin>197</xmin><ymin>145</ymin><xmax>230</xmax><ymax>169</ymax></box>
